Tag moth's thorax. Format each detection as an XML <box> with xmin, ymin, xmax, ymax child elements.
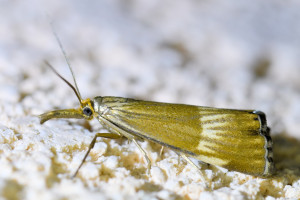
<box><xmin>92</xmin><ymin>96</ymin><xmax>132</xmax><ymax>115</ymax></box>
<box><xmin>92</xmin><ymin>96</ymin><xmax>105</xmax><ymax>114</ymax></box>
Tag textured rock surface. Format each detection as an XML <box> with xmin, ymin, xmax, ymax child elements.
<box><xmin>0</xmin><ymin>0</ymin><xmax>300</xmax><ymax>199</ymax></box>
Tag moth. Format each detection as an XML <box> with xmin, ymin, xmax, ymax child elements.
<box><xmin>39</xmin><ymin>34</ymin><xmax>274</xmax><ymax>179</ymax></box>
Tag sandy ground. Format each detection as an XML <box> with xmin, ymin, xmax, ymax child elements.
<box><xmin>0</xmin><ymin>0</ymin><xmax>300</xmax><ymax>199</ymax></box>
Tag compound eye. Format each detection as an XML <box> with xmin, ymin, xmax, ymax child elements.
<box><xmin>83</xmin><ymin>107</ymin><xmax>93</xmax><ymax>116</ymax></box>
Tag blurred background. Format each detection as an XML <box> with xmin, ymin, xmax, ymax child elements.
<box><xmin>0</xmin><ymin>0</ymin><xmax>300</xmax><ymax>138</ymax></box>
<box><xmin>1</xmin><ymin>0</ymin><xmax>300</xmax><ymax>138</ymax></box>
<box><xmin>0</xmin><ymin>0</ymin><xmax>300</xmax><ymax>199</ymax></box>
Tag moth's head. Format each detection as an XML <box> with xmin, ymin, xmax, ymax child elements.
<box><xmin>39</xmin><ymin>61</ymin><xmax>95</xmax><ymax>124</ymax></box>
<box><xmin>80</xmin><ymin>98</ymin><xmax>95</xmax><ymax>120</ymax></box>
<box><xmin>39</xmin><ymin>98</ymin><xmax>95</xmax><ymax>124</ymax></box>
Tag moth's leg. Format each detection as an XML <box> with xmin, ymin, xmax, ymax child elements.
<box><xmin>73</xmin><ymin>132</ymin><xmax>122</xmax><ymax>178</ymax></box>
<box><xmin>95</xmin><ymin>132</ymin><xmax>122</xmax><ymax>139</ymax></box>
<box><xmin>180</xmin><ymin>153</ymin><xmax>207</xmax><ymax>187</ymax></box>
<box><xmin>159</xmin><ymin>146</ymin><xmax>164</xmax><ymax>157</ymax></box>
<box><xmin>97</xmin><ymin>117</ymin><xmax>151</xmax><ymax>174</ymax></box>
<box><xmin>174</xmin><ymin>152</ymin><xmax>181</xmax><ymax>165</ymax></box>
<box><xmin>180</xmin><ymin>154</ymin><xmax>201</xmax><ymax>171</ymax></box>
<box><xmin>132</xmin><ymin>138</ymin><xmax>151</xmax><ymax>175</ymax></box>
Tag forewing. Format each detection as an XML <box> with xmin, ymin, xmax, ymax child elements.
<box><xmin>100</xmin><ymin>98</ymin><xmax>272</xmax><ymax>176</ymax></box>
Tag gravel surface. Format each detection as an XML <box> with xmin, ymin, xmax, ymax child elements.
<box><xmin>0</xmin><ymin>1</ymin><xmax>300</xmax><ymax>199</ymax></box>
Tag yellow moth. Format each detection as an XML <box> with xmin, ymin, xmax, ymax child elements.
<box><xmin>39</xmin><ymin>34</ymin><xmax>274</xmax><ymax>179</ymax></box>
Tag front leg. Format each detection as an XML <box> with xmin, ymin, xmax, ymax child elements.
<box><xmin>73</xmin><ymin>132</ymin><xmax>122</xmax><ymax>177</ymax></box>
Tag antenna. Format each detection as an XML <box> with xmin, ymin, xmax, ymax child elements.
<box><xmin>44</xmin><ymin>61</ymin><xmax>82</xmax><ymax>103</ymax></box>
<box><xmin>49</xmin><ymin>22</ymin><xmax>82</xmax><ymax>101</ymax></box>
